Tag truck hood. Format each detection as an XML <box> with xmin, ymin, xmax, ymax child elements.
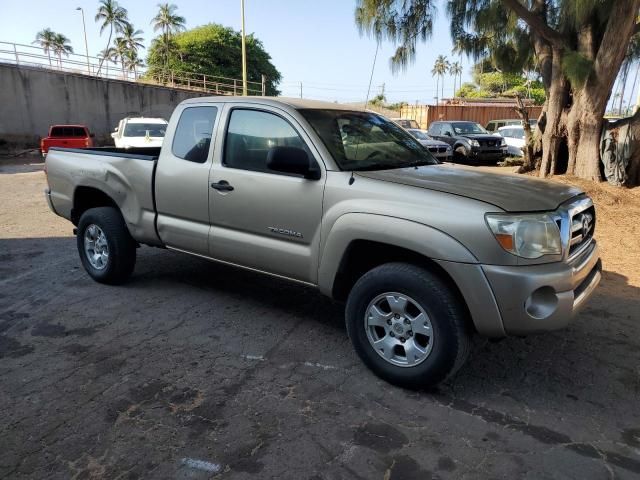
<box><xmin>419</xmin><ymin>139</ymin><xmax>449</xmax><ymax>148</ymax></box>
<box><xmin>356</xmin><ymin>164</ymin><xmax>583</xmax><ymax>212</ymax></box>
<box><xmin>460</xmin><ymin>133</ymin><xmax>502</xmax><ymax>142</ymax></box>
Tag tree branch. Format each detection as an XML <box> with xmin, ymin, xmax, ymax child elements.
<box><xmin>501</xmin><ymin>0</ymin><xmax>566</xmax><ymax>48</ymax></box>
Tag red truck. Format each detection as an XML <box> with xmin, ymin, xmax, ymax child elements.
<box><xmin>40</xmin><ymin>125</ymin><xmax>94</xmax><ymax>157</ymax></box>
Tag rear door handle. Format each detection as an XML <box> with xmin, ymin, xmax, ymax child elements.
<box><xmin>210</xmin><ymin>180</ymin><xmax>234</xmax><ymax>192</ymax></box>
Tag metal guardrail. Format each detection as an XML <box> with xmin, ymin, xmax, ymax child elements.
<box><xmin>0</xmin><ymin>40</ymin><xmax>266</xmax><ymax>96</ymax></box>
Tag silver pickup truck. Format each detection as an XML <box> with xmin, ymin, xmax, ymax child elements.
<box><xmin>45</xmin><ymin>97</ymin><xmax>601</xmax><ymax>388</ymax></box>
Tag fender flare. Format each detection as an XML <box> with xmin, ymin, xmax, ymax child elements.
<box><xmin>317</xmin><ymin>212</ymin><xmax>477</xmax><ymax>296</ymax></box>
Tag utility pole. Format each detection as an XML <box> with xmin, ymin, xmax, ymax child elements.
<box><xmin>380</xmin><ymin>83</ymin><xmax>385</xmax><ymax>97</ymax></box>
<box><xmin>76</xmin><ymin>7</ymin><xmax>90</xmax><ymax>75</ymax></box>
<box><xmin>300</xmin><ymin>81</ymin><xmax>303</xmax><ymax>99</ymax></box>
<box><xmin>240</xmin><ymin>0</ymin><xmax>248</xmax><ymax>95</ymax></box>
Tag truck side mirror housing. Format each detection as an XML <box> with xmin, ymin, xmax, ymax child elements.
<box><xmin>266</xmin><ymin>146</ymin><xmax>320</xmax><ymax>180</ymax></box>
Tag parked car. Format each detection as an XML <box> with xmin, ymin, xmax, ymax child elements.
<box><xmin>427</xmin><ymin>121</ymin><xmax>508</xmax><ymax>164</ymax></box>
<box><xmin>391</xmin><ymin>118</ymin><xmax>421</xmax><ymax>129</ymax></box>
<box><xmin>407</xmin><ymin>128</ymin><xmax>453</xmax><ymax>161</ymax></box>
<box><xmin>40</xmin><ymin>125</ymin><xmax>94</xmax><ymax>157</ymax></box>
<box><xmin>111</xmin><ymin>117</ymin><xmax>168</xmax><ymax>149</ymax></box>
<box><xmin>498</xmin><ymin>125</ymin><xmax>526</xmax><ymax>157</ymax></box>
<box><xmin>44</xmin><ymin>97</ymin><xmax>601</xmax><ymax>389</ymax></box>
<box><xmin>486</xmin><ymin>118</ymin><xmax>537</xmax><ymax>133</ymax></box>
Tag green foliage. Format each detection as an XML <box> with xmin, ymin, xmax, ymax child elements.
<box><xmin>146</xmin><ymin>24</ymin><xmax>282</xmax><ymax>95</ymax></box>
<box><xmin>562</xmin><ymin>50</ymin><xmax>594</xmax><ymax>88</ymax></box>
<box><xmin>457</xmin><ymin>71</ymin><xmax>546</xmax><ymax>105</ymax></box>
<box><xmin>355</xmin><ymin>0</ymin><xmax>436</xmax><ymax>72</ymax></box>
<box><xmin>369</xmin><ymin>93</ymin><xmax>387</xmax><ymax>106</ymax></box>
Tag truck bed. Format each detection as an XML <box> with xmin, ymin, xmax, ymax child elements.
<box><xmin>45</xmin><ymin>146</ymin><xmax>162</xmax><ymax>247</ymax></box>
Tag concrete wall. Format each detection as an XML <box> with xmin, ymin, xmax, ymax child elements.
<box><xmin>0</xmin><ymin>63</ymin><xmax>207</xmax><ymax>147</ymax></box>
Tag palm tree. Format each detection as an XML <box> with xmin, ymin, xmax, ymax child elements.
<box><xmin>151</xmin><ymin>3</ymin><xmax>186</xmax><ymax>70</ymax></box>
<box><xmin>116</xmin><ymin>24</ymin><xmax>144</xmax><ymax>79</ymax></box>
<box><xmin>113</xmin><ymin>38</ymin><xmax>130</xmax><ymax>78</ymax></box>
<box><xmin>449</xmin><ymin>61</ymin><xmax>463</xmax><ymax>98</ymax></box>
<box><xmin>124</xmin><ymin>50</ymin><xmax>144</xmax><ymax>78</ymax></box>
<box><xmin>95</xmin><ymin>0</ymin><xmax>130</xmax><ymax>74</ymax></box>
<box><xmin>98</xmin><ymin>46</ymin><xmax>118</xmax><ymax>76</ymax></box>
<box><xmin>51</xmin><ymin>33</ymin><xmax>73</xmax><ymax>68</ymax></box>
<box><xmin>431</xmin><ymin>55</ymin><xmax>450</xmax><ymax>103</ymax></box>
<box><xmin>119</xmin><ymin>23</ymin><xmax>144</xmax><ymax>53</ymax></box>
<box><xmin>32</xmin><ymin>28</ymin><xmax>57</xmax><ymax>66</ymax></box>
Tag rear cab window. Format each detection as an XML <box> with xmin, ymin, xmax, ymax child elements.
<box><xmin>50</xmin><ymin>126</ymin><xmax>87</xmax><ymax>137</ymax></box>
<box><xmin>172</xmin><ymin>106</ymin><xmax>219</xmax><ymax>163</ymax></box>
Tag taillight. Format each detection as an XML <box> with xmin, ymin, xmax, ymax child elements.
<box><xmin>85</xmin><ymin>139</ymin><xmax>90</xmax><ymax>147</ymax></box>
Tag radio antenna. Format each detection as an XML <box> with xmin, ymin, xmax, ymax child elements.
<box><xmin>363</xmin><ymin>42</ymin><xmax>380</xmax><ymax>111</ymax></box>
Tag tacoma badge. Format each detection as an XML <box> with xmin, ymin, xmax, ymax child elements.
<box><xmin>268</xmin><ymin>227</ymin><xmax>303</xmax><ymax>238</ymax></box>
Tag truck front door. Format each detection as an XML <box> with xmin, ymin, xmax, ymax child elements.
<box><xmin>208</xmin><ymin>105</ymin><xmax>326</xmax><ymax>284</ymax></box>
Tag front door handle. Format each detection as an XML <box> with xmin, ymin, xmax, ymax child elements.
<box><xmin>210</xmin><ymin>180</ymin><xmax>234</xmax><ymax>192</ymax></box>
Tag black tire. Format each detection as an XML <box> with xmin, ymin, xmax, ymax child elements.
<box><xmin>453</xmin><ymin>145</ymin><xmax>469</xmax><ymax>163</ymax></box>
<box><xmin>345</xmin><ymin>262</ymin><xmax>471</xmax><ymax>389</ymax></box>
<box><xmin>76</xmin><ymin>207</ymin><xmax>136</xmax><ymax>285</ymax></box>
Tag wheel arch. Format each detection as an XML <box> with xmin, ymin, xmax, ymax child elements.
<box><xmin>72</xmin><ymin>186</ymin><xmax>118</xmax><ymax>225</ymax></box>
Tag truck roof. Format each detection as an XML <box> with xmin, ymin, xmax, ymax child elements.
<box><xmin>122</xmin><ymin>117</ymin><xmax>168</xmax><ymax>124</ymax></box>
<box><xmin>181</xmin><ymin>96</ymin><xmax>359</xmax><ymax>111</ymax></box>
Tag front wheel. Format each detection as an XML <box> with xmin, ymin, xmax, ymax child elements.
<box><xmin>76</xmin><ymin>207</ymin><xmax>136</xmax><ymax>285</ymax></box>
<box><xmin>345</xmin><ymin>263</ymin><xmax>471</xmax><ymax>389</ymax></box>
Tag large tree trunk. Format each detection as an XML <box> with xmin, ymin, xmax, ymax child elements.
<box><xmin>539</xmin><ymin>47</ymin><xmax>569</xmax><ymax>178</ymax></box>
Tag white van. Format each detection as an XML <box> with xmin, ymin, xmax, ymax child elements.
<box><xmin>111</xmin><ymin>117</ymin><xmax>168</xmax><ymax>149</ymax></box>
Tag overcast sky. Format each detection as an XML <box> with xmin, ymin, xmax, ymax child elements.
<box><xmin>0</xmin><ymin>0</ymin><xmax>472</xmax><ymax>103</ymax></box>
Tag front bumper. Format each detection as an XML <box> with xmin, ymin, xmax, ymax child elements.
<box><xmin>470</xmin><ymin>148</ymin><xmax>507</xmax><ymax>163</ymax></box>
<box><xmin>482</xmin><ymin>241</ymin><xmax>601</xmax><ymax>335</ymax></box>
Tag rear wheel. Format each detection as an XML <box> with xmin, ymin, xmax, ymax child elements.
<box><xmin>345</xmin><ymin>263</ymin><xmax>471</xmax><ymax>389</ymax></box>
<box><xmin>77</xmin><ymin>207</ymin><xmax>136</xmax><ymax>285</ymax></box>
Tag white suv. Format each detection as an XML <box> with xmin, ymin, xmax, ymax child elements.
<box><xmin>111</xmin><ymin>117</ymin><xmax>168</xmax><ymax>149</ymax></box>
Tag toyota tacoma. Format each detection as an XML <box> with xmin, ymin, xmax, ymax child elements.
<box><xmin>44</xmin><ymin>97</ymin><xmax>601</xmax><ymax>388</ymax></box>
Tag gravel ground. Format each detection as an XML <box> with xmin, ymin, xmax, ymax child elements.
<box><xmin>1</xmin><ymin>155</ymin><xmax>639</xmax><ymax>479</ymax></box>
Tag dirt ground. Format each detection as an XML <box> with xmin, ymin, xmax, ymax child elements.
<box><xmin>1</xmin><ymin>155</ymin><xmax>639</xmax><ymax>479</ymax></box>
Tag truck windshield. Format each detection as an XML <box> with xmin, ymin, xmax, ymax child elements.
<box><xmin>123</xmin><ymin>123</ymin><xmax>167</xmax><ymax>137</ymax></box>
<box><xmin>451</xmin><ymin>122</ymin><xmax>488</xmax><ymax>135</ymax></box>
<box><xmin>299</xmin><ymin>109</ymin><xmax>437</xmax><ymax>171</ymax></box>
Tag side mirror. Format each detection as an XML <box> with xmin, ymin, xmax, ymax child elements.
<box><xmin>266</xmin><ymin>146</ymin><xmax>320</xmax><ymax>180</ymax></box>
<box><xmin>444</xmin><ymin>131</ymin><xmax>452</xmax><ymax>137</ymax></box>
<box><xmin>89</xmin><ymin>133</ymin><xmax>95</xmax><ymax>138</ymax></box>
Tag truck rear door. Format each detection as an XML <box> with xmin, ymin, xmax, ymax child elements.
<box><xmin>207</xmin><ymin>103</ymin><xmax>326</xmax><ymax>284</ymax></box>
<box><xmin>154</xmin><ymin>103</ymin><xmax>221</xmax><ymax>255</ymax></box>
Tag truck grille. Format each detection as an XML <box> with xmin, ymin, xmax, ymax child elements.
<box><xmin>569</xmin><ymin>206</ymin><xmax>595</xmax><ymax>257</ymax></box>
<box><xmin>480</xmin><ymin>140</ymin><xmax>498</xmax><ymax>147</ymax></box>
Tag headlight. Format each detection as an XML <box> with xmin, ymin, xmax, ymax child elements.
<box><xmin>486</xmin><ymin>213</ymin><xmax>561</xmax><ymax>259</ymax></box>
<box><xmin>470</xmin><ymin>139</ymin><xmax>480</xmax><ymax>147</ymax></box>
<box><xmin>500</xmin><ymin>138</ymin><xmax>506</xmax><ymax>146</ymax></box>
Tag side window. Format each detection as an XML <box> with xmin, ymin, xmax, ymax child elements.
<box><xmin>486</xmin><ymin>122</ymin><xmax>495</xmax><ymax>132</ymax></box>
<box><xmin>224</xmin><ymin>109</ymin><xmax>306</xmax><ymax>174</ymax></box>
<box><xmin>429</xmin><ymin>123</ymin><xmax>441</xmax><ymax>135</ymax></box>
<box><xmin>442</xmin><ymin>124</ymin><xmax>453</xmax><ymax>136</ymax></box>
<box><xmin>172</xmin><ymin>106</ymin><xmax>218</xmax><ymax>163</ymax></box>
